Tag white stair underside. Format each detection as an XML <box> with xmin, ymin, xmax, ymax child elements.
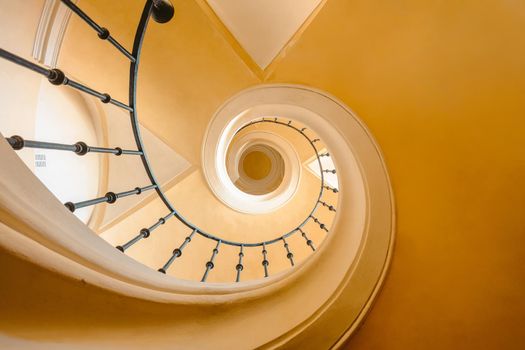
<box><xmin>206</xmin><ymin>0</ymin><xmax>323</xmax><ymax>69</ymax></box>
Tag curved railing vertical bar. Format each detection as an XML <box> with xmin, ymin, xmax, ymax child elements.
<box><xmin>0</xmin><ymin>0</ymin><xmax>339</xmax><ymax>282</ymax></box>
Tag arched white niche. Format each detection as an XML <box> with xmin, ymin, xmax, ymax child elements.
<box><xmin>218</xmin><ymin>128</ymin><xmax>302</xmax><ymax>213</ymax></box>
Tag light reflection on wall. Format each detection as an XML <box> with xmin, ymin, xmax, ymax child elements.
<box><xmin>31</xmin><ymin>79</ymin><xmax>100</xmax><ymax>224</ymax></box>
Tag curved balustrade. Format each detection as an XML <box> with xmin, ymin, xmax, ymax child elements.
<box><xmin>0</xmin><ymin>0</ymin><xmax>339</xmax><ymax>282</ymax></box>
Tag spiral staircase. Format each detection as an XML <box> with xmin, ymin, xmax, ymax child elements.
<box><xmin>0</xmin><ymin>1</ymin><xmax>395</xmax><ymax>348</ymax></box>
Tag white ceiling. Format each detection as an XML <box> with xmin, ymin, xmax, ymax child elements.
<box><xmin>206</xmin><ymin>0</ymin><xmax>323</xmax><ymax>69</ymax></box>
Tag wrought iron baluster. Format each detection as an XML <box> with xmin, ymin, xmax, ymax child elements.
<box><xmin>299</xmin><ymin>228</ymin><xmax>316</xmax><ymax>251</ymax></box>
<box><xmin>0</xmin><ymin>49</ymin><xmax>132</xmax><ymax>111</ymax></box>
<box><xmin>235</xmin><ymin>244</ymin><xmax>244</xmax><ymax>282</ymax></box>
<box><xmin>282</xmin><ymin>237</ymin><xmax>295</xmax><ymax>267</ymax></box>
<box><xmin>0</xmin><ymin>48</ymin><xmax>51</xmax><ymax>77</ymax></box>
<box><xmin>158</xmin><ymin>229</ymin><xmax>196</xmax><ymax>273</ymax></box>
<box><xmin>201</xmin><ymin>240</ymin><xmax>221</xmax><ymax>282</ymax></box>
<box><xmin>5</xmin><ymin>136</ymin><xmax>142</xmax><ymax>156</ymax></box>
<box><xmin>323</xmin><ymin>185</ymin><xmax>339</xmax><ymax>194</ymax></box>
<box><xmin>62</xmin><ymin>77</ymin><xmax>133</xmax><ymax>111</ymax></box>
<box><xmin>262</xmin><ymin>243</ymin><xmax>269</xmax><ymax>278</ymax></box>
<box><xmin>60</xmin><ymin>0</ymin><xmax>136</xmax><ymax>61</ymax></box>
<box><xmin>65</xmin><ymin>184</ymin><xmax>156</xmax><ymax>212</ymax></box>
<box><xmin>318</xmin><ymin>200</ymin><xmax>337</xmax><ymax>212</ymax></box>
<box><xmin>116</xmin><ymin>211</ymin><xmax>175</xmax><ymax>252</ymax></box>
<box><xmin>310</xmin><ymin>215</ymin><xmax>329</xmax><ymax>232</ymax></box>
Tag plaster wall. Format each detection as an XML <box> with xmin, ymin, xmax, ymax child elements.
<box><xmin>0</xmin><ymin>0</ymin><xmax>45</xmax><ymax>168</ymax></box>
<box><xmin>262</xmin><ymin>0</ymin><xmax>524</xmax><ymax>348</ymax></box>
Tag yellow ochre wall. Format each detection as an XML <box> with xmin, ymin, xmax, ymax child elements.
<box><xmin>269</xmin><ymin>0</ymin><xmax>525</xmax><ymax>348</ymax></box>
<box><xmin>0</xmin><ymin>0</ymin><xmax>524</xmax><ymax>348</ymax></box>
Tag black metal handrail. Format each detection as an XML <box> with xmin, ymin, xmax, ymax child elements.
<box><xmin>0</xmin><ymin>0</ymin><xmax>339</xmax><ymax>282</ymax></box>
